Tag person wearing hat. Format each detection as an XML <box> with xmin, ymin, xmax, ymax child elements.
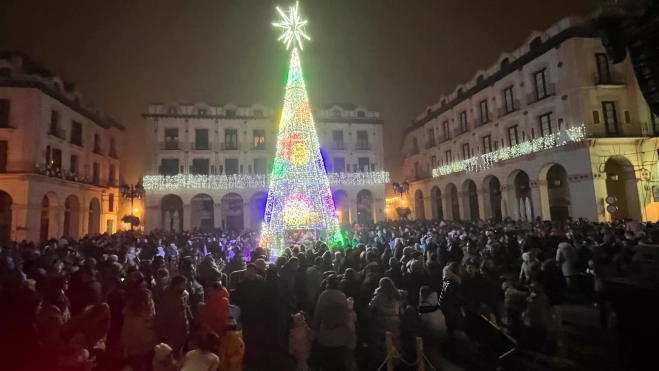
<box><xmin>152</xmin><ymin>343</ymin><xmax>176</xmax><ymax>371</ymax></box>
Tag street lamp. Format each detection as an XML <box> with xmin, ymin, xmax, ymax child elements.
<box><xmin>392</xmin><ymin>181</ymin><xmax>410</xmax><ymax>197</ymax></box>
<box><xmin>120</xmin><ymin>181</ymin><xmax>145</xmax><ymax>230</ymax></box>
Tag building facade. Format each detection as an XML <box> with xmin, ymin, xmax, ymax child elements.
<box><xmin>400</xmin><ymin>16</ymin><xmax>659</xmax><ymax>223</ymax></box>
<box><xmin>142</xmin><ymin>103</ymin><xmax>388</xmax><ymax>232</ymax></box>
<box><xmin>0</xmin><ymin>51</ymin><xmax>124</xmax><ymax>243</ymax></box>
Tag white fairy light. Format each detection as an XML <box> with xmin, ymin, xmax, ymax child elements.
<box><xmin>431</xmin><ymin>124</ymin><xmax>586</xmax><ymax>177</ymax></box>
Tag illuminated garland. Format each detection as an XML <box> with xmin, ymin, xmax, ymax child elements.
<box><xmin>385</xmin><ymin>197</ymin><xmax>401</xmax><ymax>204</ymax></box>
<box><xmin>142</xmin><ymin>171</ymin><xmax>390</xmax><ymax>190</ymax></box>
<box><xmin>431</xmin><ymin>125</ymin><xmax>586</xmax><ymax>177</ymax></box>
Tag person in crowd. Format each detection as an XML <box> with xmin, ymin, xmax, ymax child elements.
<box><xmin>218</xmin><ymin>319</ymin><xmax>244</xmax><ymax>371</ymax></box>
<box><xmin>313</xmin><ymin>274</ymin><xmax>349</xmax><ymax>371</ymax></box>
<box><xmin>439</xmin><ymin>262</ymin><xmax>463</xmax><ymax>333</ymax></box>
<box><xmin>121</xmin><ymin>288</ymin><xmax>157</xmax><ymax>370</ymax></box>
<box><xmin>155</xmin><ymin>275</ymin><xmax>190</xmax><ymax>355</ymax></box>
<box><xmin>152</xmin><ymin>343</ymin><xmax>177</xmax><ymax>371</ymax></box>
<box><xmin>177</xmin><ymin>332</ymin><xmax>220</xmax><ymax>371</ymax></box>
<box><xmin>344</xmin><ymin>297</ymin><xmax>358</xmax><ymax>371</ymax></box>
<box><xmin>368</xmin><ymin>277</ymin><xmax>403</xmax><ymax>362</ymax></box>
<box><xmin>305</xmin><ymin>256</ymin><xmax>324</xmax><ymax>314</ymax></box>
<box><xmin>556</xmin><ymin>242</ymin><xmax>579</xmax><ymax>289</ymax></box>
<box><xmin>199</xmin><ymin>281</ymin><xmax>230</xmax><ymax>340</ymax></box>
<box><xmin>234</xmin><ymin>263</ymin><xmax>265</xmax><ymax>361</ymax></box>
<box><xmin>289</xmin><ymin>311</ymin><xmax>314</xmax><ymax>371</ymax></box>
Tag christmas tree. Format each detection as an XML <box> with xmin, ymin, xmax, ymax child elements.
<box><xmin>260</xmin><ymin>2</ymin><xmax>342</xmax><ymax>257</ymax></box>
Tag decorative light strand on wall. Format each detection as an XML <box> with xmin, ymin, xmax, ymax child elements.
<box><xmin>142</xmin><ymin>172</ymin><xmax>390</xmax><ymax>191</ymax></box>
<box><xmin>431</xmin><ymin>125</ymin><xmax>586</xmax><ymax>178</ymax></box>
<box><xmin>385</xmin><ymin>197</ymin><xmax>401</xmax><ymax>204</ymax></box>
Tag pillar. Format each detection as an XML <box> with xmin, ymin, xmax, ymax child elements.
<box><xmin>11</xmin><ymin>203</ymin><xmax>30</xmax><ymax>242</ymax></box>
<box><xmin>442</xmin><ymin>194</ymin><xmax>451</xmax><ymax>221</ymax></box>
<box><xmin>183</xmin><ymin>204</ymin><xmax>191</xmax><ymax>231</ymax></box>
<box><xmin>572</xmin><ymin>174</ymin><xmax>604</xmax><ymax>222</ymax></box>
<box><xmin>145</xmin><ymin>205</ymin><xmax>159</xmax><ymax>232</ymax></box>
<box><xmin>457</xmin><ymin>191</ymin><xmax>468</xmax><ymax>221</ymax></box>
<box><xmin>213</xmin><ymin>203</ymin><xmax>222</xmax><ymax>229</ymax></box>
<box><xmin>242</xmin><ymin>201</ymin><xmax>250</xmax><ymax>231</ymax></box>
<box><xmin>349</xmin><ymin>198</ymin><xmax>358</xmax><ymax>223</ymax></box>
<box><xmin>477</xmin><ymin>188</ymin><xmax>486</xmax><ymax>221</ymax></box>
<box><xmin>530</xmin><ymin>185</ymin><xmax>542</xmax><ymax>221</ymax></box>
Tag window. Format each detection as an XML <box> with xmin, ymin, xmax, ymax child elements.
<box><xmin>253</xmin><ymin>129</ymin><xmax>266</xmax><ymax>149</ymax></box>
<box><xmin>357</xmin><ymin>111</ymin><xmax>366</xmax><ymax>118</ymax></box>
<box><xmin>0</xmin><ymin>99</ymin><xmax>9</xmax><ymax>128</ymax></box>
<box><xmin>253</xmin><ymin>110</ymin><xmax>264</xmax><ymax>118</ymax></box>
<box><xmin>332</xmin><ymin>110</ymin><xmax>341</xmax><ymax>117</ymax></box>
<box><xmin>602</xmin><ymin>101</ymin><xmax>620</xmax><ymax>135</ymax></box>
<box><xmin>93</xmin><ymin>133</ymin><xmax>102</xmax><ymax>154</ymax></box>
<box><xmin>592</xmin><ymin>110</ymin><xmax>601</xmax><ymax>125</ymax></box>
<box><xmin>0</xmin><ymin>141</ymin><xmax>7</xmax><ymax>173</ymax></box>
<box><xmin>108</xmin><ymin>194</ymin><xmax>114</xmax><ymax>212</ymax></box>
<box><xmin>70</xmin><ymin>155</ymin><xmax>78</xmax><ymax>174</ymax></box>
<box><xmin>0</xmin><ymin>68</ymin><xmax>10</xmax><ymax>78</ymax></box>
<box><xmin>539</xmin><ymin>112</ymin><xmax>553</xmax><ymax>137</ymax></box>
<box><xmin>198</xmin><ymin>108</ymin><xmax>207</xmax><ymax>116</ymax></box>
<box><xmin>92</xmin><ymin>162</ymin><xmax>100</xmax><ymax>185</ymax></box>
<box><xmin>164</xmin><ymin>128</ymin><xmax>179</xmax><ymax>150</ymax></box>
<box><xmin>109</xmin><ymin>164</ymin><xmax>116</xmax><ymax>185</ymax></box>
<box><xmin>51</xmin><ymin>148</ymin><xmax>62</xmax><ymax>170</ymax></box>
<box><xmin>225</xmin><ymin>109</ymin><xmax>236</xmax><ymax>118</ymax></box>
<box><xmin>479</xmin><ymin>100</ymin><xmax>489</xmax><ymax>124</ymax></box>
<box><xmin>624</xmin><ymin>110</ymin><xmax>631</xmax><ymax>124</ymax></box>
<box><xmin>333</xmin><ymin>157</ymin><xmax>345</xmax><ymax>173</ymax></box>
<box><xmin>507</xmin><ymin>125</ymin><xmax>519</xmax><ymax>146</ymax></box>
<box><xmin>224</xmin><ymin>129</ymin><xmax>238</xmax><ymax>150</ymax></box>
<box><xmin>358</xmin><ymin>157</ymin><xmax>370</xmax><ymax>172</ymax></box>
<box><xmin>442</xmin><ymin>120</ymin><xmax>450</xmax><ymax>139</ymax></box>
<box><xmin>69</xmin><ymin>121</ymin><xmax>83</xmax><ymax>146</ymax></box>
<box><xmin>428</xmin><ymin>128</ymin><xmax>436</xmax><ymax>146</ymax></box>
<box><xmin>445</xmin><ymin>150</ymin><xmax>452</xmax><ymax>164</ymax></box>
<box><xmin>459</xmin><ymin>111</ymin><xmax>468</xmax><ymax>133</ymax></box>
<box><xmin>110</xmin><ymin>137</ymin><xmax>117</xmax><ymax>157</ymax></box>
<box><xmin>50</xmin><ymin>110</ymin><xmax>60</xmax><ymax>135</ymax></box>
<box><xmin>462</xmin><ymin>143</ymin><xmax>471</xmax><ymax>159</ymax></box>
<box><xmin>160</xmin><ymin>159</ymin><xmax>179</xmax><ymax>175</ymax></box>
<box><xmin>533</xmin><ymin>69</ymin><xmax>548</xmax><ymax>100</ymax></box>
<box><xmin>168</xmin><ymin>107</ymin><xmax>177</xmax><ymax>115</ymax></box>
<box><xmin>430</xmin><ymin>155</ymin><xmax>437</xmax><ymax>168</ymax></box>
<box><xmin>412</xmin><ymin>137</ymin><xmax>419</xmax><ymax>152</ymax></box>
<box><xmin>191</xmin><ymin>159</ymin><xmax>210</xmax><ymax>175</ymax></box>
<box><xmin>504</xmin><ymin>86</ymin><xmax>516</xmax><ymax>113</ymax></box>
<box><xmin>651</xmin><ymin>108</ymin><xmax>659</xmax><ymax>135</ymax></box>
<box><xmin>482</xmin><ymin>135</ymin><xmax>492</xmax><ymax>154</ymax></box>
<box><xmin>195</xmin><ymin>129</ymin><xmax>209</xmax><ymax>150</ymax></box>
<box><xmin>356</xmin><ymin>131</ymin><xmax>369</xmax><ymax>150</ymax></box>
<box><xmin>414</xmin><ymin>162</ymin><xmax>420</xmax><ymax>177</ymax></box>
<box><xmin>254</xmin><ymin>158</ymin><xmax>267</xmax><ymax>174</ymax></box>
<box><xmin>332</xmin><ymin>130</ymin><xmax>344</xmax><ymax>142</ymax></box>
<box><xmin>595</xmin><ymin>53</ymin><xmax>611</xmax><ymax>83</ymax></box>
<box><xmin>225</xmin><ymin>158</ymin><xmax>239</xmax><ymax>175</ymax></box>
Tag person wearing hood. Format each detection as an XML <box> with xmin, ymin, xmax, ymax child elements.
<box><xmin>368</xmin><ymin>277</ymin><xmax>403</xmax><ymax>362</ymax></box>
<box><xmin>288</xmin><ymin>312</ymin><xmax>314</xmax><ymax>371</ymax></box>
<box><xmin>439</xmin><ymin>262</ymin><xmax>463</xmax><ymax>332</ymax></box>
<box><xmin>121</xmin><ymin>288</ymin><xmax>157</xmax><ymax>370</ymax></box>
<box><xmin>313</xmin><ymin>275</ymin><xmax>349</xmax><ymax>371</ymax></box>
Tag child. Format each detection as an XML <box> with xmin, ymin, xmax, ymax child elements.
<box><xmin>152</xmin><ymin>343</ymin><xmax>176</xmax><ymax>371</ymax></box>
<box><xmin>345</xmin><ymin>298</ymin><xmax>358</xmax><ymax>371</ymax></box>
<box><xmin>219</xmin><ymin>318</ymin><xmax>245</xmax><ymax>371</ymax></box>
<box><xmin>288</xmin><ymin>312</ymin><xmax>314</xmax><ymax>371</ymax></box>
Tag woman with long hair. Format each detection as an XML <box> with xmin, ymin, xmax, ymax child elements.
<box><xmin>177</xmin><ymin>332</ymin><xmax>220</xmax><ymax>371</ymax></box>
<box><xmin>121</xmin><ymin>288</ymin><xmax>157</xmax><ymax>370</ymax></box>
<box><xmin>368</xmin><ymin>277</ymin><xmax>403</xmax><ymax>361</ymax></box>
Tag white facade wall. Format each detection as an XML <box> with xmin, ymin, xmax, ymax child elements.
<box><xmin>400</xmin><ymin>16</ymin><xmax>659</xmax><ymax>222</ymax></box>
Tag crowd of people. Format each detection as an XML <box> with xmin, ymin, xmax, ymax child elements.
<box><xmin>0</xmin><ymin>216</ymin><xmax>653</xmax><ymax>371</ymax></box>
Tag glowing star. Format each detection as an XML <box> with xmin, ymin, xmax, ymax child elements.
<box><xmin>273</xmin><ymin>1</ymin><xmax>311</xmax><ymax>50</ymax></box>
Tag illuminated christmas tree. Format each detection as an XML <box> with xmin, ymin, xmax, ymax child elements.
<box><xmin>260</xmin><ymin>2</ymin><xmax>342</xmax><ymax>257</ymax></box>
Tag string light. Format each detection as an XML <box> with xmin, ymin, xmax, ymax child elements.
<box><xmin>431</xmin><ymin>125</ymin><xmax>586</xmax><ymax>178</ymax></box>
<box><xmin>283</xmin><ymin>193</ymin><xmax>312</xmax><ymax>225</ymax></box>
<box><xmin>273</xmin><ymin>1</ymin><xmax>311</xmax><ymax>51</ymax></box>
<box><xmin>142</xmin><ymin>171</ymin><xmax>390</xmax><ymax>191</ymax></box>
<box><xmin>385</xmin><ymin>197</ymin><xmax>401</xmax><ymax>204</ymax></box>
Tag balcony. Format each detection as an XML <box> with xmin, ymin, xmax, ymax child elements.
<box><xmin>594</xmin><ymin>71</ymin><xmax>624</xmax><ymax>86</ymax></box>
<box><xmin>409</xmin><ymin>146</ymin><xmax>420</xmax><ymax>156</ymax></box>
<box><xmin>331</xmin><ymin>141</ymin><xmax>348</xmax><ymax>150</ymax></box>
<box><xmin>355</xmin><ymin>140</ymin><xmax>372</xmax><ymax>150</ymax></box>
<box><xmin>438</xmin><ymin>134</ymin><xmax>451</xmax><ymax>144</ymax></box>
<box><xmin>34</xmin><ymin>163</ymin><xmax>108</xmax><ymax>187</ymax></box>
<box><xmin>454</xmin><ymin>125</ymin><xmax>469</xmax><ymax>137</ymax></box>
<box><xmin>474</xmin><ymin>115</ymin><xmax>493</xmax><ymax>128</ymax></box>
<box><xmin>592</xmin><ymin>122</ymin><xmax>655</xmax><ymax>138</ymax></box>
<box><xmin>526</xmin><ymin>83</ymin><xmax>556</xmax><ymax>105</ymax></box>
<box><xmin>48</xmin><ymin>127</ymin><xmax>66</xmax><ymax>140</ymax></box>
<box><xmin>498</xmin><ymin>100</ymin><xmax>520</xmax><ymax>118</ymax></box>
<box><xmin>193</xmin><ymin>142</ymin><xmax>211</xmax><ymax>151</ymax></box>
<box><xmin>109</xmin><ymin>147</ymin><xmax>118</xmax><ymax>159</ymax></box>
<box><xmin>411</xmin><ymin>169</ymin><xmax>431</xmax><ymax>181</ymax></box>
<box><xmin>93</xmin><ymin>146</ymin><xmax>104</xmax><ymax>156</ymax></box>
<box><xmin>252</xmin><ymin>142</ymin><xmax>268</xmax><ymax>150</ymax></box>
<box><xmin>222</xmin><ymin>142</ymin><xmax>239</xmax><ymax>151</ymax></box>
<box><xmin>425</xmin><ymin>138</ymin><xmax>436</xmax><ymax>149</ymax></box>
<box><xmin>160</xmin><ymin>141</ymin><xmax>181</xmax><ymax>150</ymax></box>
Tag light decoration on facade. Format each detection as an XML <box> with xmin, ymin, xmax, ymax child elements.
<box><xmin>385</xmin><ymin>196</ymin><xmax>401</xmax><ymax>204</ymax></box>
<box><xmin>261</xmin><ymin>2</ymin><xmax>342</xmax><ymax>258</ymax></box>
<box><xmin>142</xmin><ymin>172</ymin><xmax>390</xmax><ymax>191</ymax></box>
<box><xmin>431</xmin><ymin>125</ymin><xmax>586</xmax><ymax>178</ymax></box>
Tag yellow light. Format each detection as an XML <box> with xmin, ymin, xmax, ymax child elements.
<box><xmin>290</xmin><ymin>142</ymin><xmax>310</xmax><ymax>166</ymax></box>
<box><xmin>133</xmin><ymin>208</ymin><xmax>139</xmax><ymax>213</ymax></box>
<box><xmin>402</xmin><ymin>200</ymin><xmax>406</xmax><ymax>205</ymax></box>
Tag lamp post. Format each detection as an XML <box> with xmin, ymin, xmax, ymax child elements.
<box><xmin>120</xmin><ymin>181</ymin><xmax>145</xmax><ymax>230</ymax></box>
<box><xmin>392</xmin><ymin>181</ymin><xmax>410</xmax><ymax>205</ymax></box>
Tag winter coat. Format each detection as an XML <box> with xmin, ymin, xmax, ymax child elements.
<box><xmin>418</xmin><ymin>292</ymin><xmax>448</xmax><ymax>343</ymax></box>
<box><xmin>438</xmin><ymin>266</ymin><xmax>462</xmax><ymax>328</ymax></box>
<box><xmin>525</xmin><ymin>291</ymin><xmax>551</xmax><ymax>328</ymax></box>
<box><xmin>120</xmin><ymin>307</ymin><xmax>156</xmax><ymax>356</ymax></box>
<box><xmin>556</xmin><ymin>242</ymin><xmax>579</xmax><ymax>277</ymax></box>
<box><xmin>368</xmin><ymin>293</ymin><xmax>402</xmax><ymax>360</ymax></box>
<box><xmin>219</xmin><ymin>330</ymin><xmax>244</xmax><ymax>371</ymax></box>
<box><xmin>199</xmin><ymin>287</ymin><xmax>230</xmax><ymax>339</ymax></box>
<box><xmin>154</xmin><ymin>288</ymin><xmax>189</xmax><ymax>351</ymax></box>
<box><xmin>306</xmin><ymin>266</ymin><xmax>324</xmax><ymax>305</ymax></box>
<box><xmin>313</xmin><ymin>289</ymin><xmax>349</xmax><ymax>347</ymax></box>
<box><xmin>288</xmin><ymin>315</ymin><xmax>314</xmax><ymax>360</ymax></box>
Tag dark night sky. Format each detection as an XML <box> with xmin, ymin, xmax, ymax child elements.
<box><xmin>0</xmin><ymin>0</ymin><xmax>592</xmax><ymax>182</ymax></box>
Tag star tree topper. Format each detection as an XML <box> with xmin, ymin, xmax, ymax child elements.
<box><xmin>273</xmin><ymin>1</ymin><xmax>311</xmax><ymax>50</ymax></box>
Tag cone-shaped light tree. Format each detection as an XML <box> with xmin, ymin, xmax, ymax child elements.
<box><xmin>260</xmin><ymin>2</ymin><xmax>342</xmax><ymax>257</ymax></box>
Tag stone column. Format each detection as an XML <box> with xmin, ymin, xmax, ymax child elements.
<box><xmin>457</xmin><ymin>191</ymin><xmax>468</xmax><ymax>221</ymax></box>
<box><xmin>242</xmin><ymin>201</ymin><xmax>250</xmax><ymax>231</ymax></box>
<box><xmin>349</xmin><ymin>198</ymin><xmax>358</xmax><ymax>224</ymax></box>
<box><xmin>477</xmin><ymin>188</ymin><xmax>486</xmax><ymax>221</ymax></box>
<box><xmin>11</xmin><ymin>203</ymin><xmax>31</xmax><ymax>242</ymax></box>
<box><xmin>530</xmin><ymin>185</ymin><xmax>542</xmax><ymax>221</ymax></box>
<box><xmin>213</xmin><ymin>203</ymin><xmax>222</xmax><ymax>229</ymax></box>
<box><xmin>534</xmin><ymin>179</ymin><xmax>551</xmax><ymax>221</ymax></box>
<box><xmin>183</xmin><ymin>204</ymin><xmax>191</xmax><ymax>231</ymax></box>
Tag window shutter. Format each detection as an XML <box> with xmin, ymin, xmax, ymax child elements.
<box><xmin>593</xmin><ymin>110</ymin><xmax>601</xmax><ymax>124</ymax></box>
